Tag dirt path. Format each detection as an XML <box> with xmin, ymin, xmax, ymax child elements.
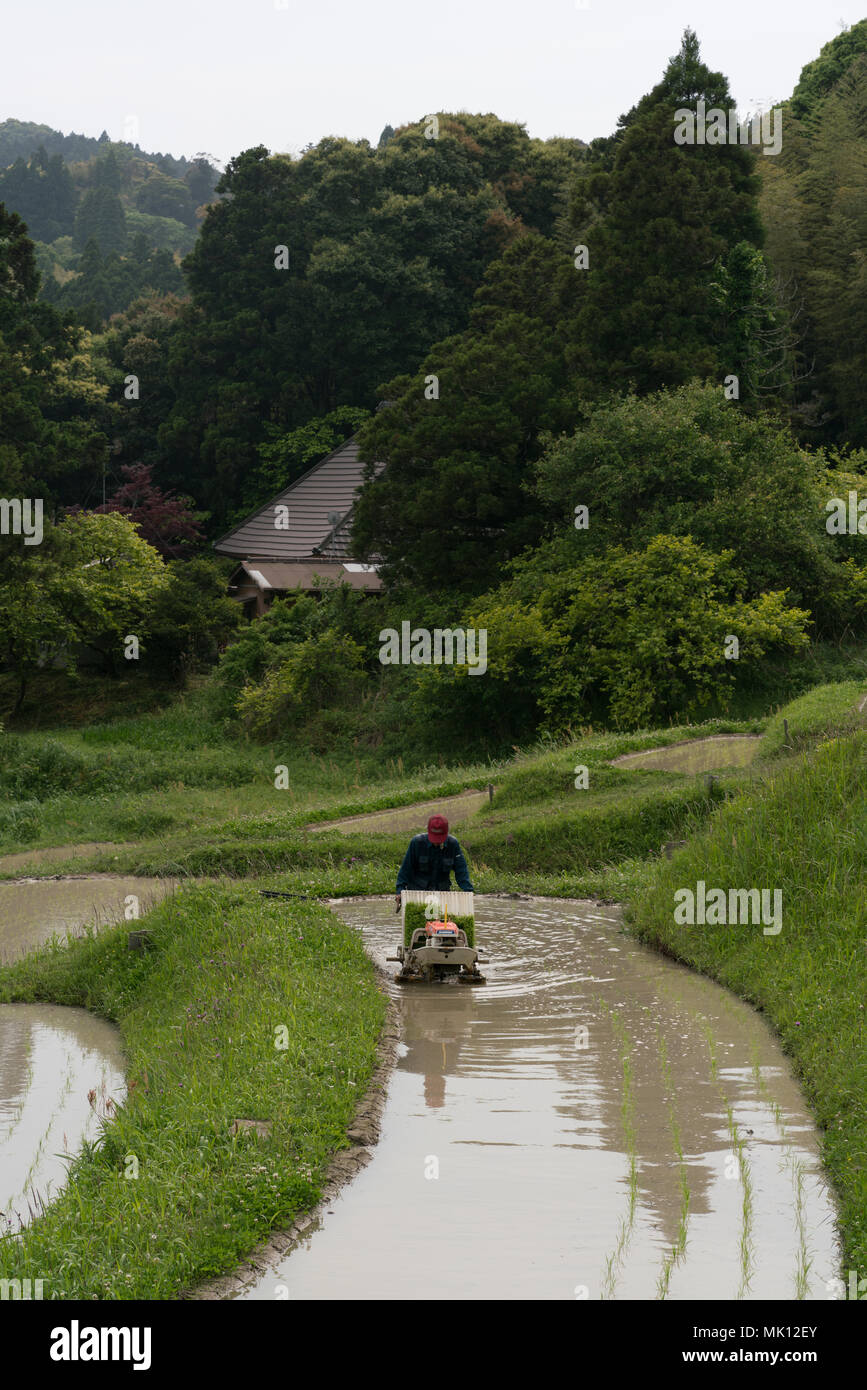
<box><xmin>231</xmin><ymin>895</ymin><xmax>838</xmax><ymax>1302</ymax></box>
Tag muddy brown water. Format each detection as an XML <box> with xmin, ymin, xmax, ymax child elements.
<box><xmin>0</xmin><ymin>875</ymin><xmax>176</xmax><ymax>963</ymax></box>
<box><xmin>240</xmin><ymin>895</ymin><xmax>838</xmax><ymax>1302</ymax></box>
<box><xmin>0</xmin><ymin>876</ymin><xmax>173</xmax><ymax>1227</ymax></box>
<box><xmin>612</xmin><ymin>734</ymin><xmax>761</xmax><ymax>774</ymax></box>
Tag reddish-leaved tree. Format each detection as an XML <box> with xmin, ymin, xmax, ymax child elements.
<box><xmin>97</xmin><ymin>463</ymin><xmax>203</xmax><ymax>557</ymax></box>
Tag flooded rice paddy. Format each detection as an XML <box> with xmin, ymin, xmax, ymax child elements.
<box><xmin>241</xmin><ymin>895</ymin><xmax>838</xmax><ymax>1302</ymax></box>
<box><xmin>612</xmin><ymin>734</ymin><xmax>761</xmax><ymax>774</ymax></box>
<box><xmin>0</xmin><ymin>874</ymin><xmax>175</xmax><ymax>963</ymax></box>
<box><xmin>0</xmin><ymin>1003</ymin><xmax>125</xmax><ymax>1231</ymax></box>
<box><xmin>0</xmin><ymin>874</ymin><xmax>839</xmax><ymax>1293</ymax></box>
<box><xmin>0</xmin><ymin>875</ymin><xmax>173</xmax><ymax>1227</ymax></box>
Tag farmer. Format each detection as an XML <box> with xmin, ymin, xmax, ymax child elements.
<box><xmin>394</xmin><ymin>814</ymin><xmax>473</xmax><ymax>909</ymax></box>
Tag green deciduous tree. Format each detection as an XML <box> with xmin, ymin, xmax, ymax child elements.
<box><xmin>0</xmin><ymin>512</ymin><xmax>169</xmax><ymax>706</ymax></box>
<box><xmin>412</xmin><ymin>535</ymin><xmax>810</xmax><ymax>737</ymax></box>
<box><xmin>142</xmin><ymin>555</ymin><xmax>240</xmax><ymax>682</ymax></box>
<box><xmin>235</xmin><ymin>405</ymin><xmax>370</xmax><ymax>519</ymax></box>
<box><xmin>531</xmin><ymin>381</ymin><xmax>852</xmax><ymax>630</ymax></box>
<box><xmin>50</xmin><ymin>511</ymin><xmax>171</xmax><ymax>673</ymax></box>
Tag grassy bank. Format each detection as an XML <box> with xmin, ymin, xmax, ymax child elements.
<box><xmin>0</xmin><ymin>689</ymin><xmax>509</xmax><ymax>860</ymax></box>
<box><xmin>757</xmin><ymin>679</ymin><xmax>867</xmax><ymax>760</ymax></box>
<box><xmin>0</xmin><ymin>884</ymin><xmax>385</xmax><ymax>1298</ymax></box>
<box><xmin>0</xmin><ymin>715</ymin><xmax>763</xmax><ymax>889</ymax></box>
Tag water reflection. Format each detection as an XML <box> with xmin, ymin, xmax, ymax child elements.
<box><xmin>0</xmin><ymin>1003</ymin><xmax>125</xmax><ymax>1230</ymax></box>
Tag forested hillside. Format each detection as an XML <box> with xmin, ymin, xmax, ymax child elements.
<box><xmin>0</xmin><ymin>121</ymin><xmax>219</xmax><ymax>324</ymax></box>
<box><xmin>3</xmin><ymin>27</ymin><xmax>867</xmax><ymax>752</ymax></box>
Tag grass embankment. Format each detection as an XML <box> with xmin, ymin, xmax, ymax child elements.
<box><xmin>0</xmin><ymin>884</ymin><xmax>385</xmax><ymax>1298</ymax></box>
<box><xmin>625</xmin><ymin>684</ymin><xmax>867</xmax><ymax>1274</ymax></box>
<box><xmin>757</xmin><ymin>679</ymin><xmax>867</xmax><ymax>759</ymax></box>
<box><xmin>0</xmin><ymin>694</ymin><xmax>511</xmax><ymax>865</ymax></box>
<box><xmin>0</xmin><ymin>699</ymin><xmax>762</xmax><ymax>898</ymax></box>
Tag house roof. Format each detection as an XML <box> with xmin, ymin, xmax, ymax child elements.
<box><xmin>231</xmin><ymin>559</ymin><xmax>382</xmax><ymax>593</ymax></box>
<box><xmin>213</xmin><ymin>434</ymin><xmax>381</xmax><ymax>561</ymax></box>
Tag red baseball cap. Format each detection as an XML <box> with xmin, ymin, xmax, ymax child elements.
<box><xmin>427</xmin><ymin>815</ymin><xmax>449</xmax><ymax>844</ymax></box>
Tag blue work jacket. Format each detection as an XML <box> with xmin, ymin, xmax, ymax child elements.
<box><xmin>395</xmin><ymin>833</ymin><xmax>473</xmax><ymax>892</ymax></box>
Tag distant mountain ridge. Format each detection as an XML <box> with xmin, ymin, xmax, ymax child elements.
<box><xmin>0</xmin><ymin>121</ymin><xmax>222</xmax><ymax>323</ymax></box>
<box><xmin>0</xmin><ymin>118</ymin><xmax>210</xmax><ymax>179</ymax></box>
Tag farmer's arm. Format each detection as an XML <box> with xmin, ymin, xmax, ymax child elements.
<box><xmin>396</xmin><ymin>839</ymin><xmax>415</xmax><ymax>891</ymax></box>
<box><xmin>453</xmin><ymin>844</ymin><xmax>473</xmax><ymax>891</ymax></box>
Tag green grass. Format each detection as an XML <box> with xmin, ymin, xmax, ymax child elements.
<box><xmin>758</xmin><ymin>680</ymin><xmax>867</xmax><ymax>760</ymax></box>
<box><xmin>0</xmin><ymin>689</ymin><xmax>508</xmax><ymax>860</ymax></box>
<box><xmin>462</xmin><ymin>778</ymin><xmax>734</xmax><ymax>877</ymax></box>
<box><xmin>0</xmin><ymin>883</ymin><xmax>386</xmax><ymax>1298</ymax></box>
<box><xmin>490</xmin><ymin>718</ymin><xmax>764</xmax><ymax>809</ymax></box>
<box><xmin>17</xmin><ymin>773</ymin><xmax>736</xmax><ymax>908</ymax></box>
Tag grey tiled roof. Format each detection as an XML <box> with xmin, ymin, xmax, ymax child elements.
<box><xmin>213</xmin><ymin>435</ymin><xmax>380</xmax><ymax>560</ymax></box>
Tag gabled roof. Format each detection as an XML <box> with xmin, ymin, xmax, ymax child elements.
<box><xmin>213</xmin><ymin>434</ymin><xmax>381</xmax><ymax>561</ymax></box>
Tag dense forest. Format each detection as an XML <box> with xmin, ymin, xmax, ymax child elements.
<box><xmin>4</xmin><ymin>24</ymin><xmax>867</xmax><ymax>753</ymax></box>
<box><xmin>0</xmin><ymin>121</ymin><xmax>220</xmax><ymax>324</ymax></box>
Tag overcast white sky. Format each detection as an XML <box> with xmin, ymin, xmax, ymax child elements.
<box><xmin>4</xmin><ymin>0</ymin><xmax>865</xmax><ymax>165</ymax></box>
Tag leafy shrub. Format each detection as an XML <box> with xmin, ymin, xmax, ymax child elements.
<box><xmin>0</xmin><ymin>798</ymin><xmax>42</xmax><ymax>843</ymax></box>
<box><xmin>143</xmin><ymin>557</ymin><xmax>241</xmax><ymax>682</ymax></box>
<box><xmin>532</xmin><ymin>381</ymin><xmax>861</xmax><ymax>632</ymax></box>
<box><xmin>237</xmin><ymin>633</ymin><xmax>368</xmax><ymax>739</ymax></box>
<box><xmin>205</xmin><ymin>594</ymin><xmax>323</xmax><ymax>720</ymax></box>
<box><xmin>415</xmin><ymin>535</ymin><xmax>811</xmax><ymax>736</ymax></box>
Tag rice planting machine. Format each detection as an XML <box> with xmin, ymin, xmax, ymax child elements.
<box><xmin>388</xmin><ymin>889</ymin><xmax>487</xmax><ymax>985</ymax></box>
